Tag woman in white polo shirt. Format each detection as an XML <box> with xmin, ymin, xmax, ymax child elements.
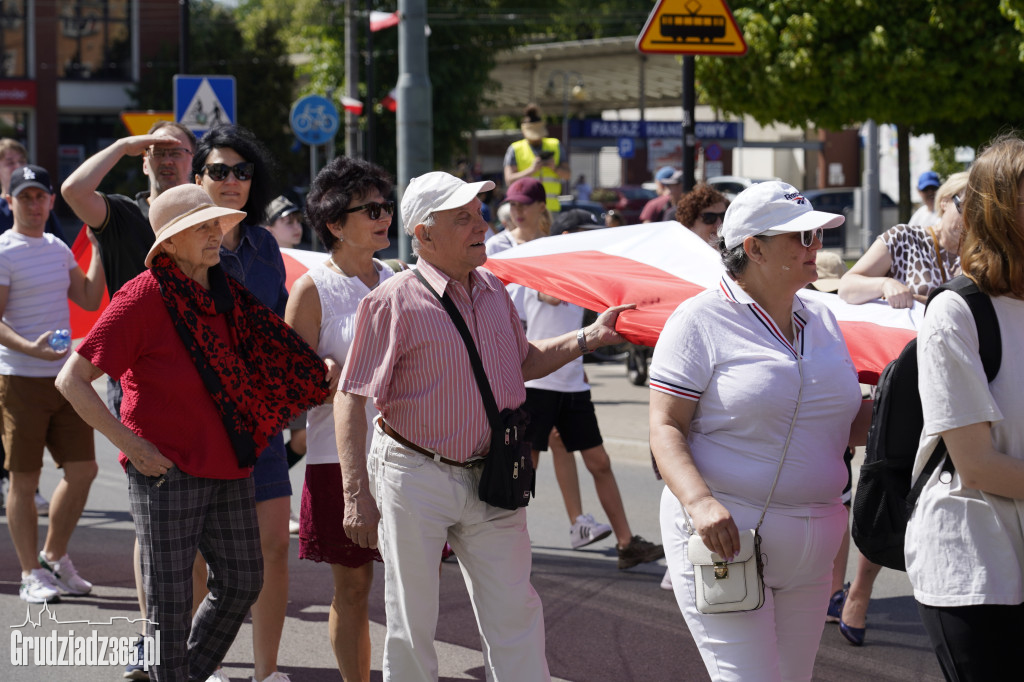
<box><xmin>905</xmin><ymin>134</ymin><xmax>1024</xmax><ymax>680</ymax></box>
<box><xmin>649</xmin><ymin>181</ymin><xmax>871</xmax><ymax>681</ymax></box>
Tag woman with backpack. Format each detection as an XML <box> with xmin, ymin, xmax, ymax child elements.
<box><xmin>834</xmin><ymin>172</ymin><xmax>969</xmax><ymax>646</ymax></box>
<box><xmin>904</xmin><ymin>134</ymin><xmax>1024</xmax><ymax>681</ymax></box>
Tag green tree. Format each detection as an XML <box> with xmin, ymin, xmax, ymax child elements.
<box><xmin>235</xmin><ymin>0</ymin><xmax>652</xmax><ymax>172</ymax></box>
<box><xmin>695</xmin><ymin>0</ymin><xmax>1024</xmax><ymax>216</ymax></box>
<box><xmin>131</xmin><ymin>0</ymin><xmax>300</xmax><ymax>189</ymax></box>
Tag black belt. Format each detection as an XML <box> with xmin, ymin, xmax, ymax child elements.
<box><xmin>378</xmin><ymin>418</ymin><xmax>484</xmax><ymax>469</ymax></box>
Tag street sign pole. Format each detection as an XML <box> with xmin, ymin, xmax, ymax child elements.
<box><xmin>682</xmin><ymin>57</ymin><xmax>696</xmax><ymax>192</ymax></box>
<box><xmin>637</xmin><ymin>0</ymin><xmax>746</xmax><ymax>189</ymax></box>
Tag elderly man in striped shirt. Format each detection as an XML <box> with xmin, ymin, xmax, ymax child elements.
<box><xmin>336</xmin><ymin>171</ymin><xmax>631</xmax><ymax>681</ymax></box>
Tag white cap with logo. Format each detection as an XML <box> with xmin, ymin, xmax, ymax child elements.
<box><xmin>721</xmin><ymin>181</ymin><xmax>845</xmax><ymax>249</ymax></box>
<box><xmin>401</xmin><ymin>172</ymin><xmax>495</xmax><ymax>231</ymax></box>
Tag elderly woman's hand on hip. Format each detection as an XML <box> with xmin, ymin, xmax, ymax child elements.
<box><xmin>689</xmin><ymin>495</ymin><xmax>742</xmax><ymax>561</ymax></box>
<box><xmin>880</xmin><ymin>278</ymin><xmax>916</xmax><ymax>309</ymax></box>
<box><xmin>124</xmin><ymin>437</ymin><xmax>175</xmax><ymax>478</ymax></box>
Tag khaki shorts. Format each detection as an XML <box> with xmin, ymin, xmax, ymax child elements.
<box><xmin>0</xmin><ymin>375</ymin><xmax>95</xmax><ymax>472</ymax></box>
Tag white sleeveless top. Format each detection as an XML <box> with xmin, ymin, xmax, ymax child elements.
<box><xmin>305</xmin><ymin>259</ymin><xmax>393</xmax><ymax>465</ymax></box>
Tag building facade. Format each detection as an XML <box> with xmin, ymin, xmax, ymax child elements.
<box><xmin>0</xmin><ymin>0</ymin><xmax>178</xmax><ymax>208</ymax></box>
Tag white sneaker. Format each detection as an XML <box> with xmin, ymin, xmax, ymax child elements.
<box><xmin>660</xmin><ymin>567</ymin><xmax>673</xmax><ymax>591</ymax></box>
<box><xmin>569</xmin><ymin>513</ymin><xmax>613</xmax><ymax>549</ymax></box>
<box><xmin>20</xmin><ymin>568</ymin><xmax>61</xmax><ymax>603</ymax></box>
<box><xmin>252</xmin><ymin>672</ymin><xmax>292</xmax><ymax>682</ymax></box>
<box><xmin>34</xmin><ymin>491</ymin><xmax>50</xmax><ymax>516</ymax></box>
<box><xmin>38</xmin><ymin>552</ymin><xmax>92</xmax><ymax>595</ymax></box>
<box><xmin>205</xmin><ymin>670</ymin><xmax>230</xmax><ymax>682</ymax></box>
<box><xmin>288</xmin><ymin>510</ymin><xmax>300</xmax><ymax>535</ymax></box>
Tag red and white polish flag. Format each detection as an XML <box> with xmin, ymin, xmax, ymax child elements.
<box><xmin>483</xmin><ymin>221</ymin><xmax>921</xmax><ymax>384</ymax></box>
<box><xmin>69</xmin><ymin>222</ymin><xmax>919</xmax><ymax>383</ymax></box>
<box><xmin>339</xmin><ymin>96</ymin><xmax>364</xmax><ymax>115</ymax></box>
<box><xmin>369</xmin><ymin>11</ymin><xmax>401</xmax><ymax>32</ymax></box>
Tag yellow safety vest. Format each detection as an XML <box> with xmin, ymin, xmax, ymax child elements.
<box><xmin>511</xmin><ymin>138</ymin><xmax>562</xmax><ymax>212</ymax></box>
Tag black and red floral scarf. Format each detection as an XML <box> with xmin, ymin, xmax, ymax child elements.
<box><xmin>150</xmin><ymin>252</ymin><xmax>330</xmax><ymax>467</ymax></box>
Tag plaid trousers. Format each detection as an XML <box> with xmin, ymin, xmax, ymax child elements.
<box><xmin>127</xmin><ymin>463</ymin><xmax>263</xmax><ymax>682</ymax></box>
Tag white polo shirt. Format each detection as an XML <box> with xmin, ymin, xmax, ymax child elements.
<box><xmin>650</xmin><ymin>275</ymin><xmax>862</xmax><ymax>515</ymax></box>
<box><xmin>905</xmin><ymin>290</ymin><xmax>1024</xmax><ymax>607</ymax></box>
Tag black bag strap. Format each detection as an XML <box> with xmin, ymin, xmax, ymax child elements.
<box><xmin>909</xmin><ymin>275</ymin><xmax>1002</xmax><ymax>506</ymax></box>
<box><xmin>413</xmin><ymin>268</ymin><xmax>503</xmax><ymax>433</ymax></box>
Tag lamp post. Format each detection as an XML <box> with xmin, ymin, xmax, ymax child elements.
<box><xmin>546</xmin><ymin>70</ymin><xmax>585</xmax><ymax>168</ymax></box>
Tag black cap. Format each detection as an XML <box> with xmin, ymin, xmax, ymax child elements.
<box><xmin>266</xmin><ymin>196</ymin><xmax>300</xmax><ymax>225</ymax></box>
<box><xmin>8</xmin><ymin>165</ymin><xmax>52</xmax><ymax>197</ymax></box>
<box><xmin>553</xmin><ymin>208</ymin><xmax>602</xmax><ymax>232</ymax></box>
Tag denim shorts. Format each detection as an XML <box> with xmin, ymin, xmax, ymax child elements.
<box><xmin>252</xmin><ymin>434</ymin><xmax>291</xmax><ymax>502</ymax></box>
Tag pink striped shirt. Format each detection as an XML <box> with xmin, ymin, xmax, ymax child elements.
<box><xmin>339</xmin><ymin>258</ymin><xmax>529</xmax><ymax>462</ymax></box>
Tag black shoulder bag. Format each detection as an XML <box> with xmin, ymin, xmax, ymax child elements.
<box><xmin>413</xmin><ymin>269</ymin><xmax>535</xmax><ymax>509</ymax></box>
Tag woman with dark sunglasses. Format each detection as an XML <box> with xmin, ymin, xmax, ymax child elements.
<box><xmin>651</xmin><ymin>181</ymin><xmax>871</xmax><ymax>681</ymax></box>
<box><xmin>192</xmin><ymin>124</ymin><xmax>293</xmax><ymax>682</ymax></box>
<box><xmin>284</xmin><ymin>156</ymin><xmax>394</xmax><ymax>681</ymax></box>
<box><xmin>675</xmin><ymin>183</ymin><xmax>729</xmax><ymax>245</ymax></box>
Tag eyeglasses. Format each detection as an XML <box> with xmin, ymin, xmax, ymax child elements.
<box><xmin>147</xmin><ymin>147</ymin><xmax>192</xmax><ymax>160</ymax></box>
<box><xmin>699</xmin><ymin>211</ymin><xmax>726</xmax><ymax>225</ymax></box>
<box><xmin>203</xmin><ymin>162</ymin><xmax>254</xmax><ymax>182</ymax></box>
<box><xmin>761</xmin><ymin>226</ymin><xmax>823</xmax><ymax>247</ymax></box>
<box><xmin>952</xmin><ymin>194</ymin><xmax>962</xmax><ymax>214</ymax></box>
<box><xmin>341</xmin><ymin>200</ymin><xmax>395</xmax><ymax>220</ymax></box>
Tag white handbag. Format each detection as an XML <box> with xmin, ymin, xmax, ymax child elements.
<box><xmin>688</xmin><ymin>528</ymin><xmax>764</xmax><ymax>613</ymax></box>
<box><xmin>686</xmin><ymin>355</ymin><xmax>803</xmax><ymax>615</ymax></box>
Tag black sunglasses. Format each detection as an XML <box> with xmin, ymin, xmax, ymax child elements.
<box><xmin>952</xmin><ymin>194</ymin><xmax>962</xmax><ymax>214</ymax></box>
<box><xmin>203</xmin><ymin>162</ymin><xmax>254</xmax><ymax>182</ymax></box>
<box><xmin>700</xmin><ymin>211</ymin><xmax>726</xmax><ymax>224</ymax></box>
<box><xmin>342</xmin><ymin>200</ymin><xmax>395</xmax><ymax>220</ymax></box>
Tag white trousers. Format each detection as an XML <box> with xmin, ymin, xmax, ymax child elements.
<box><xmin>661</xmin><ymin>487</ymin><xmax>846</xmax><ymax>682</ymax></box>
<box><xmin>369</xmin><ymin>424</ymin><xmax>550</xmax><ymax>682</ymax></box>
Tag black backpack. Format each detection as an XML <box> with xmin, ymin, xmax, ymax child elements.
<box><xmin>850</xmin><ymin>275</ymin><xmax>1001</xmax><ymax>571</ymax></box>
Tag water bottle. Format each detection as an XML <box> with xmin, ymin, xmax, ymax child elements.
<box><xmin>48</xmin><ymin>329</ymin><xmax>71</xmax><ymax>353</ymax></box>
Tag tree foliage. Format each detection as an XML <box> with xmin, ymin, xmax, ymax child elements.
<box><xmin>131</xmin><ymin>0</ymin><xmax>300</xmax><ymax>188</ymax></box>
<box><xmin>234</xmin><ymin>0</ymin><xmax>651</xmax><ymax>172</ymax></box>
<box><xmin>696</xmin><ymin>0</ymin><xmax>1024</xmax><ymax>148</ymax></box>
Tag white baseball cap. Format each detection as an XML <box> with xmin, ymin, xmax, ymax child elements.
<box><xmin>721</xmin><ymin>181</ymin><xmax>844</xmax><ymax>249</ymax></box>
<box><xmin>401</xmin><ymin>172</ymin><xmax>495</xmax><ymax>231</ymax></box>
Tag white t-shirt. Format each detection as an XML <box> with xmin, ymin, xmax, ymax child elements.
<box><xmin>649</xmin><ymin>275</ymin><xmax>862</xmax><ymax>514</ymax></box>
<box><xmin>908</xmin><ymin>205</ymin><xmax>939</xmax><ymax>228</ymax></box>
<box><xmin>485</xmin><ymin>230</ymin><xmax>517</xmax><ymax>256</ymax></box>
<box><xmin>304</xmin><ymin>260</ymin><xmax>393</xmax><ymax>465</ymax></box>
<box><xmin>905</xmin><ymin>290</ymin><xmax>1024</xmax><ymax>606</ymax></box>
<box><xmin>508</xmin><ymin>285</ymin><xmax>588</xmax><ymax>393</ymax></box>
<box><xmin>0</xmin><ymin>231</ymin><xmax>76</xmax><ymax>377</ymax></box>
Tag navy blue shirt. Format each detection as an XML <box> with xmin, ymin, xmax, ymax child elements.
<box><xmin>219</xmin><ymin>222</ymin><xmax>288</xmax><ymax>317</ymax></box>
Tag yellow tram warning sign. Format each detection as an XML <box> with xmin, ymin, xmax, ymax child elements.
<box><xmin>636</xmin><ymin>0</ymin><xmax>747</xmax><ymax>56</ymax></box>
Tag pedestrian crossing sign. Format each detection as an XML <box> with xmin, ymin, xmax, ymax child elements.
<box><xmin>174</xmin><ymin>75</ymin><xmax>236</xmax><ymax>137</ymax></box>
<box><xmin>636</xmin><ymin>0</ymin><xmax>747</xmax><ymax>56</ymax></box>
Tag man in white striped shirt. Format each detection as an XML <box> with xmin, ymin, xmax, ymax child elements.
<box><xmin>0</xmin><ymin>165</ymin><xmax>105</xmax><ymax>604</ymax></box>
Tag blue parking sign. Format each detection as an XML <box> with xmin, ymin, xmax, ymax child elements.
<box><xmin>618</xmin><ymin>137</ymin><xmax>635</xmax><ymax>159</ymax></box>
<box><xmin>174</xmin><ymin>75</ymin><xmax>236</xmax><ymax>137</ymax></box>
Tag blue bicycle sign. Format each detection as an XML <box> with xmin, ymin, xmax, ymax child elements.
<box><xmin>290</xmin><ymin>95</ymin><xmax>340</xmax><ymax>146</ymax></box>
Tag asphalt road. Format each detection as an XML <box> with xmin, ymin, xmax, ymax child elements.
<box><xmin>0</xmin><ymin>362</ymin><xmax>943</xmax><ymax>681</ymax></box>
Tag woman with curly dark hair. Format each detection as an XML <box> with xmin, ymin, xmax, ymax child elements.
<box><xmin>675</xmin><ymin>183</ymin><xmax>728</xmax><ymax>244</ymax></box>
<box><xmin>284</xmin><ymin>156</ymin><xmax>394</xmax><ymax>681</ymax></box>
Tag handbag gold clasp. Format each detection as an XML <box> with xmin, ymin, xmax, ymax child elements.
<box><xmin>713</xmin><ymin>561</ymin><xmax>728</xmax><ymax>579</ymax></box>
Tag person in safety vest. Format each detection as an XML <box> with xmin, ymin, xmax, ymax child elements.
<box><xmin>504</xmin><ymin>103</ymin><xmax>570</xmax><ymax>213</ymax></box>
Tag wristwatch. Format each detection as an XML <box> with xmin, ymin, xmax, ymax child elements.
<box><xmin>577</xmin><ymin>328</ymin><xmax>592</xmax><ymax>355</ymax></box>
